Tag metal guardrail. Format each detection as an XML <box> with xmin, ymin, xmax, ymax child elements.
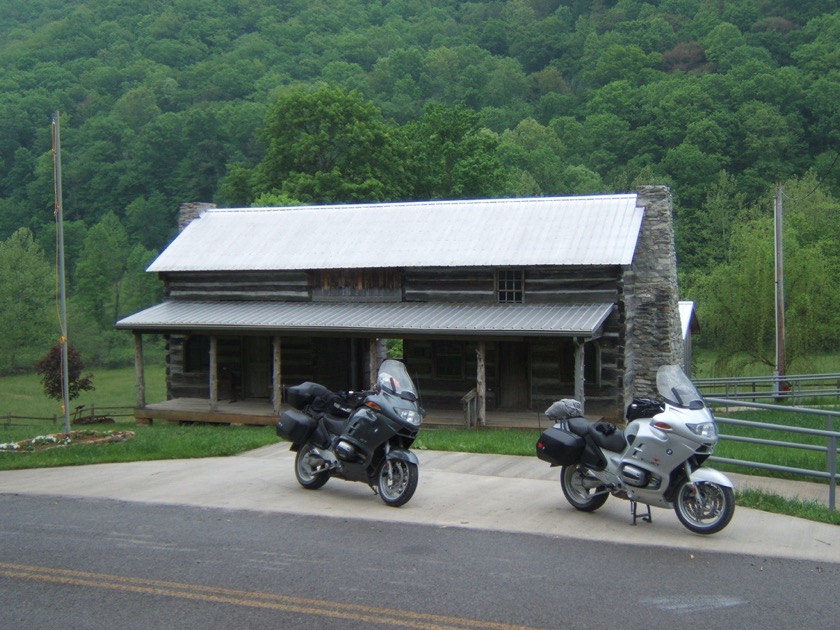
<box><xmin>694</xmin><ymin>373</ymin><xmax>840</xmax><ymax>402</ymax></box>
<box><xmin>705</xmin><ymin>396</ymin><xmax>839</xmax><ymax>510</ymax></box>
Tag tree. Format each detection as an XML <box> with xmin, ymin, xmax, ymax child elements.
<box><xmin>35</xmin><ymin>343</ymin><xmax>94</xmax><ymax>402</ymax></box>
<box><xmin>251</xmin><ymin>85</ymin><xmax>407</xmax><ymax>203</ymax></box>
<box><xmin>497</xmin><ymin>118</ymin><xmax>567</xmax><ymax>194</ymax></box>
<box><xmin>401</xmin><ymin>103</ymin><xmax>503</xmax><ymax>199</ymax></box>
<box><xmin>120</xmin><ymin>243</ymin><xmax>163</xmax><ymax>320</ymax></box>
<box><xmin>0</xmin><ymin>228</ymin><xmax>54</xmax><ymax>370</ymax></box>
<box><xmin>689</xmin><ymin>181</ymin><xmax>840</xmax><ymax>373</ymax></box>
<box><xmin>73</xmin><ymin>212</ymin><xmax>129</xmax><ymax>331</ymax></box>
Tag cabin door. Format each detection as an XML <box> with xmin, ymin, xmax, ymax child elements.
<box><xmin>498</xmin><ymin>341</ymin><xmax>530</xmax><ymax>409</ymax></box>
<box><xmin>244</xmin><ymin>336</ymin><xmax>271</xmax><ymax>399</ymax></box>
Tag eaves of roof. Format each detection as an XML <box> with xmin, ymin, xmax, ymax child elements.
<box><xmin>116</xmin><ymin>300</ymin><xmax>615</xmax><ymax>339</ymax></box>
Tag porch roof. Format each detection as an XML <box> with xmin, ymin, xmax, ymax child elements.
<box><xmin>116</xmin><ymin>300</ymin><xmax>614</xmax><ymax>338</ymax></box>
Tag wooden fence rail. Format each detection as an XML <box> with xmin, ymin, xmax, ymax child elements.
<box><xmin>2</xmin><ymin>406</ymin><xmax>137</xmax><ymax>428</ymax></box>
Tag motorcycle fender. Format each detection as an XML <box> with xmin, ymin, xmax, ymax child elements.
<box><xmin>689</xmin><ymin>467</ymin><xmax>734</xmax><ymax>489</ymax></box>
<box><xmin>386</xmin><ymin>449</ymin><xmax>419</xmax><ymax>466</ymax></box>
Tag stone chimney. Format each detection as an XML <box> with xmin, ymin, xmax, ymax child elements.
<box><xmin>622</xmin><ymin>185</ymin><xmax>684</xmax><ymax>404</ymax></box>
<box><xmin>178</xmin><ymin>202</ymin><xmax>216</xmax><ymax>232</ymax></box>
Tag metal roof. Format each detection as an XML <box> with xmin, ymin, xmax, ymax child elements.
<box><xmin>679</xmin><ymin>300</ymin><xmax>700</xmax><ymax>338</ymax></box>
<box><xmin>116</xmin><ymin>300</ymin><xmax>614</xmax><ymax>338</ymax></box>
<box><xmin>148</xmin><ymin>195</ymin><xmax>643</xmax><ymax>272</ymax></box>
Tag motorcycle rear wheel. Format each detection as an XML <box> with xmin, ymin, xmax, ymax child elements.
<box><xmin>560</xmin><ymin>465</ymin><xmax>608</xmax><ymax>512</ymax></box>
<box><xmin>294</xmin><ymin>443</ymin><xmax>330</xmax><ymax>490</ymax></box>
<box><xmin>376</xmin><ymin>458</ymin><xmax>418</xmax><ymax>507</ymax></box>
<box><xmin>673</xmin><ymin>480</ymin><xmax>735</xmax><ymax>535</ymax></box>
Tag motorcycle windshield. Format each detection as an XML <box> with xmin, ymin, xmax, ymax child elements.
<box><xmin>376</xmin><ymin>359</ymin><xmax>419</xmax><ymax>400</ymax></box>
<box><xmin>656</xmin><ymin>364</ymin><xmax>705</xmax><ymax>410</ymax></box>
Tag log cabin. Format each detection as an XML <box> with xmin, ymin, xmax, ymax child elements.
<box><xmin>115</xmin><ymin>185</ymin><xmax>684</xmax><ymax>427</ymax></box>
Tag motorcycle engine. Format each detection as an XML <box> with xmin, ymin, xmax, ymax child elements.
<box><xmin>335</xmin><ymin>440</ymin><xmax>357</xmax><ymax>461</ymax></box>
<box><xmin>619</xmin><ymin>464</ymin><xmax>650</xmax><ymax>488</ymax></box>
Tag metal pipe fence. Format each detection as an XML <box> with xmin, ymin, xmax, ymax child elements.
<box><xmin>695</xmin><ymin>373</ymin><xmax>840</xmax><ymax>402</ymax></box>
<box><xmin>705</xmin><ymin>396</ymin><xmax>839</xmax><ymax>510</ymax></box>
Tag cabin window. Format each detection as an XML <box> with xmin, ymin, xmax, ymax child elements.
<box><xmin>497</xmin><ymin>269</ymin><xmax>523</xmax><ymax>304</ymax></box>
<box><xmin>184</xmin><ymin>335</ymin><xmax>210</xmax><ymax>373</ymax></box>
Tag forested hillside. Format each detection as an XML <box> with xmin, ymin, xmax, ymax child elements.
<box><xmin>1</xmin><ymin>0</ymin><xmax>839</xmax><ymax>373</ymax></box>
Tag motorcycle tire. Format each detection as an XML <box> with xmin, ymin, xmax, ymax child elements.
<box><xmin>673</xmin><ymin>479</ymin><xmax>735</xmax><ymax>535</ymax></box>
<box><xmin>294</xmin><ymin>443</ymin><xmax>330</xmax><ymax>490</ymax></box>
<box><xmin>376</xmin><ymin>458</ymin><xmax>418</xmax><ymax>507</ymax></box>
<box><xmin>560</xmin><ymin>465</ymin><xmax>609</xmax><ymax>512</ymax></box>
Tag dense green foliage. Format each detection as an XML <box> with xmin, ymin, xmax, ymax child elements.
<box><xmin>1</xmin><ymin>0</ymin><xmax>840</xmax><ymax>372</ymax></box>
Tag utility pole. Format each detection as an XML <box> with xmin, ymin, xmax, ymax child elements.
<box><xmin>774</xmin><ymin>182</ymin><xmax>786</xmax><ymax>397</ymax></box>
<box><xmin>53</xmin><ymin>112</ymin><xmax>71</xmax><ymax>435</ymax></box>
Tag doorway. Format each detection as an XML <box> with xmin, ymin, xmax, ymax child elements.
<box><xmin>498</xmin><ymin>341</ymin><xmax>530</xmax><ymax>409</ymax></box>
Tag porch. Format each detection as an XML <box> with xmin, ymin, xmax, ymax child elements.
<box><xmin>133</xmin><ymin>398</ymin><xmax>613</xmax><ymax>430</ymax></box>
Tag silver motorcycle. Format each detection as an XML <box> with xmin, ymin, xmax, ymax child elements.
<box><xmin>536</xmin><ymin>364</ymin><xmax>735</xmax><ymax>535</ymax></box>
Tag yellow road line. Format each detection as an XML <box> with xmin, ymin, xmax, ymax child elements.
<box><xmin>0</xmin><ymin>562</ymin><xmax>542</xmax><ymax>630</ymax></box>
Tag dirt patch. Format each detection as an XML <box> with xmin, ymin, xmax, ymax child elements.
<box><xmin>0</xmin><ymin>430</ymin><xmax>135</xmax><ymax>452</ymax></box>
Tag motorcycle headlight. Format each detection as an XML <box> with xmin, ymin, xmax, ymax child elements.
<box><xmin>397</xmin><ymin>408</ymin><xmax>422</xmax><ymax>426</ymax></box>
<box><xmin>687</xmin><ymin>421</ymin><xmax>717</xmax><ymax>440</ymax></box>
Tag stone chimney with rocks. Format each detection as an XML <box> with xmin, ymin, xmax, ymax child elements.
<box><xmin>178</xmin><ymin>202</ymin><xmax>216</xmax><ymax>232</ymax></box>
<box><xmin>622</xmin><ymin>185</ymin><xmax>684</xmax><ymax>407</ymax></box>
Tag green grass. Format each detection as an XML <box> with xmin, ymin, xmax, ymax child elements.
<box><xmin>2</xmin><ymin>367</ymin><xmax>838</xmax><ymax>525</ymax></box>
<box><xmin>735</xmin><ymin>489</ymin><xmax>840</xmax><ymax>526</ymax></box>
<box><xmin>0</xmin><ymin>423</ymin><xmax>278</xmax><ymax>470</ymax></box>
<box><xmin>0</xmin><ymin>365</ymin><xmax>167</xmax><ymax>421</ymax></box>
<box><xmin>414</xmin><ymin>428</ymin><xmax>540</xmax><ymax>456</ymax></box>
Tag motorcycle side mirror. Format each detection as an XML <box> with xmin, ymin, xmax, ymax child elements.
<box><xmin>400</xmin><ymin>390</ymin><xmax>418</xmax><ymax>402</ymax></box>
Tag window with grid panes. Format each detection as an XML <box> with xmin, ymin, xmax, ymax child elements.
<box><xmin>497</xmin><ymin>269</ymin><xmax>523</xmax><ymax>303</ymax></box>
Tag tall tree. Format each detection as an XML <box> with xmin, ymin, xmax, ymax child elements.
<box><xmin>250</xmin><ymin>85</ymin><xmax>407</xmax><ymax>203</ymax></box>
<box><xmin>401</xmin><ymin>103</ymin><xmax>503</xmax><ymax>199</ymax></box>
<box><xmin>0</xmin><ymin>228</ymin><xmax>54</xmax><ymax>370</ymax></box>
<box><xmin>73</xmin><ymin>212</ymin><xmax>129</xmax><ymax>331</ymax></box>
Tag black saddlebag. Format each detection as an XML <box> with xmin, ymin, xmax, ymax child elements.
<box><xmin>536</xmin><ymin>424</ymin><xmax>585</xmax><ymax>466</ymax></box>
<box><xmin>276</xmin><ymin>409</ymin><xmax>317</xmax><ymax>444</ymax></box>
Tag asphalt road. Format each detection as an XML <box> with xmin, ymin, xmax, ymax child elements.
<box><xmin>2</xmin><ymin>440</ymin><xmax>840</xmax><ymax>630</ymax></box>
<box><xmin>1</xmin><ymin>494</ymin><xmax>837</xmax><ymax>630</ymax></box>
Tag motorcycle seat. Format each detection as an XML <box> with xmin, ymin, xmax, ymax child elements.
<box><xmin>564</xmin><ymin>417</ymin><xmax>593</xmax><ymax>437</ymax></box>
<box><xmin>588</xmin><ymin>423</ymin><xmax>626</xmax><ymax>452</ymax></box>
<box><xmin>563</xmin><ymin>417</ymin><xmax>626</xmax><ymax>452</ymax></box>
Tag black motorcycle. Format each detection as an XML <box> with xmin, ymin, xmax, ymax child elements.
<box><xmin>276</xmin><ymin>359</ymin><xmax>424</xmax><ymax>507</ymax></box>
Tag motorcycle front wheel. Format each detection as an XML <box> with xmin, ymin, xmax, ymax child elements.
<box><xmin>294</xmin><ymin>443</ymin><xmax>330</xmax><ymax>490</ymax></box>
<box><xmin>673</xmin><ymin>480</ymin><xmax>735</xmax><ymax>535</ymax></box>
<box><xmin>376</xmin><ymin>458</ymin><xmax>418</xmax><ymax>507</ymax></box>
<box><xmin>560</xmin><ymin>465</ymin><xmax>608</xmax><ymax>512</ymax></box>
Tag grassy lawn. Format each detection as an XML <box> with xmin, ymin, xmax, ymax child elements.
<box><xmin>2</xmin><ymin>366</ymin><xmax>838</xmax><ymax>525</ymax></box>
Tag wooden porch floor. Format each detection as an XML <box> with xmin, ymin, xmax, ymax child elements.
<box><xmin>135</xmin><ymin>398</ymin><xmax>612</xmax><ymax>430</ymax></box>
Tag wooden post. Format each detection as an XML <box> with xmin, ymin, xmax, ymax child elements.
<box><xmin>574</xmin><ymin>338</ymin><xmax>585</xmax><ymax>412</ymax></box>
<box><xmin>476</xmin><ymin>341</ymin><xmax>486</xmax><ymax>427</ymax></box>
<box><xmin>272</xmin><ymin>335</ymin><xmax>282</xmax><ymax>415</ymax></box>
<box><xmin>133</xmin><ymin>333</ymin><xmax>146</xmax><ymax>408</ymax></box>
<box><xmin>209</xmin><ymin>335</ymin><xmax>218</xmax><ymax>411</ymax></box>
<box><xmin>369</xmin><ymin>338</ymin><xmax>378</xmax><ymax>388</ymax></box>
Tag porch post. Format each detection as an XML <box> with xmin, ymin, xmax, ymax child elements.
<box><xmin>369</xmin><ymin>338</ymin><xmax>378</xmax><ymax>388</ymax></box>
<box><xmin>272</xmin><ymin>335</ymin><xmax>282</xmax><ymax>415</ymax></box>
<box><xmin>476</xmin><ymin>341</ymin><xmax>486</xmax><ymax>427</ymax></box>
<box><xmin>133</xmin><ymin>333</ymin><xmax>146</xmax><ymax>408</ymax></box>
<box><xmin>209</xmin><ymin>335</ymin><xmax>218</xmax><ymax>411</ymax></box>
<box><xmin>574</xmin><ymin>337</ymin><xmax>585</xmax><ymax>412</ymax></box>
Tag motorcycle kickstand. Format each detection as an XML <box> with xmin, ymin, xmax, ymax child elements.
<box><xmin>630</xmin><ymin>501</ymin><xmax>652</xmax><ymax>525</ymax></box>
